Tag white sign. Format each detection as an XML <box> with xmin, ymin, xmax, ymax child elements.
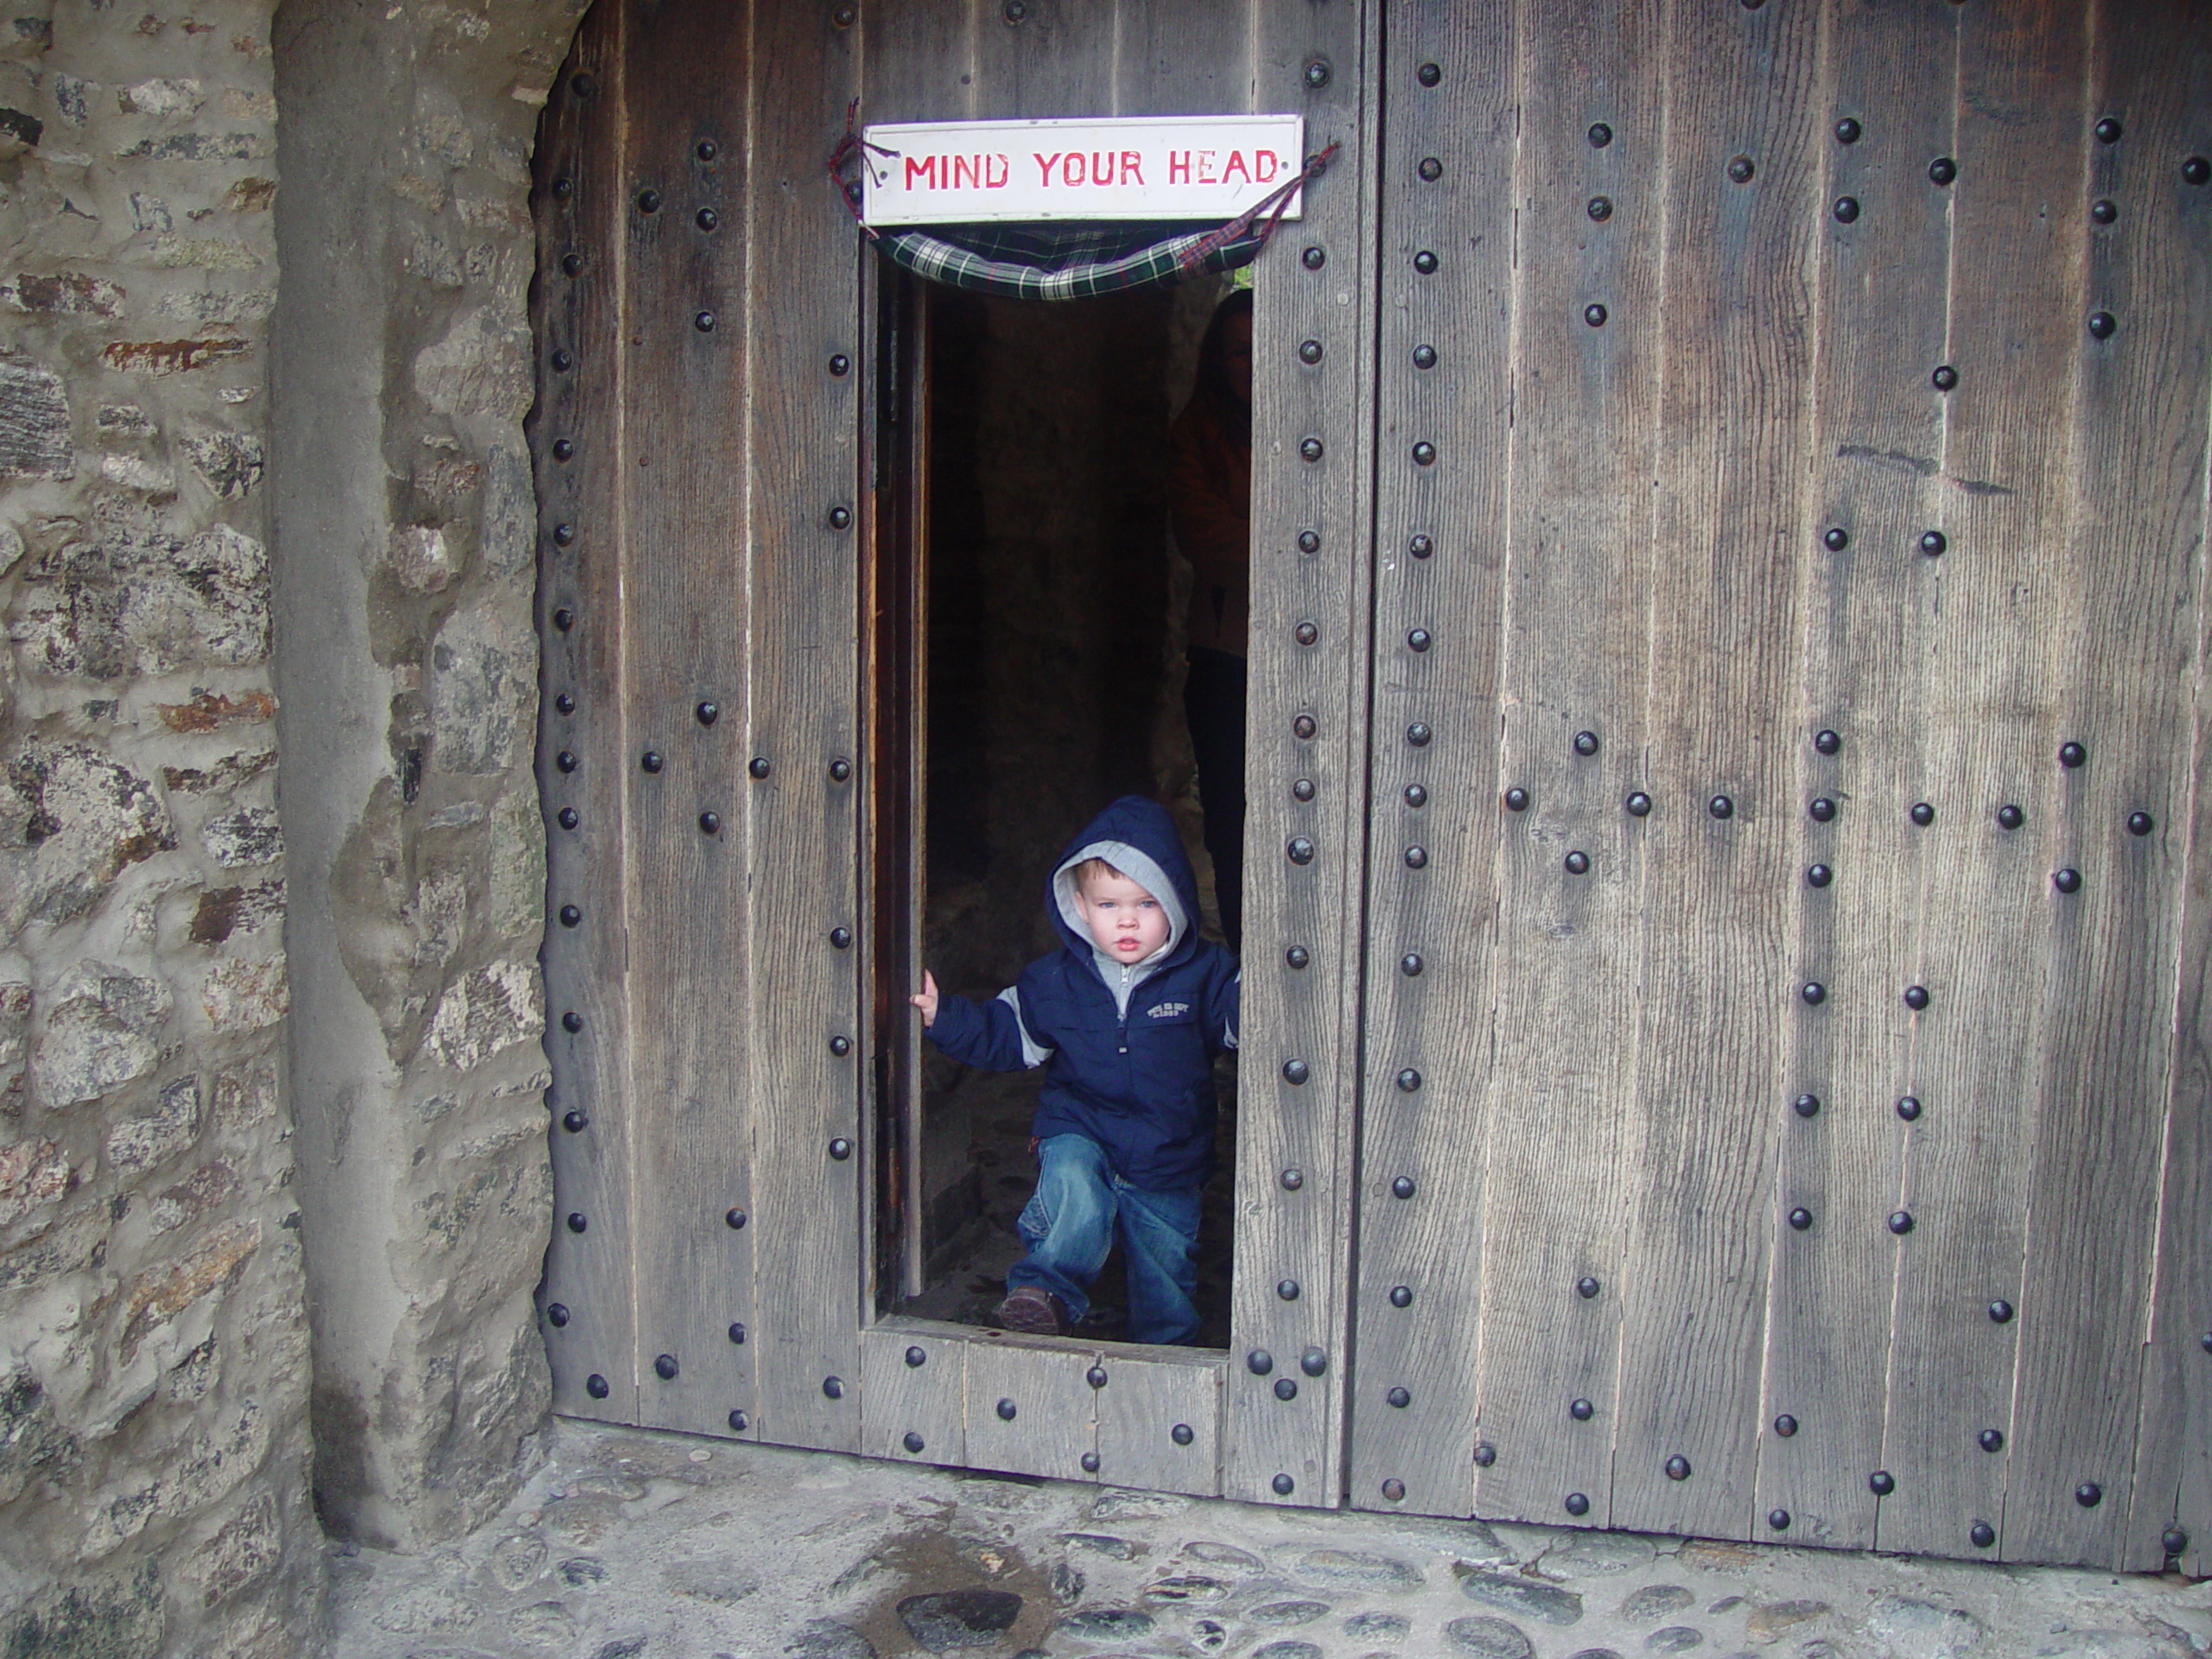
<box><xmin>857</xmin><ymin>113</ymin><xmax>1306</xmax><ymax>226</ymax></box>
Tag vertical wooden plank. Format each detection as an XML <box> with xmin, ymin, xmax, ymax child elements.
<box><xmin>745</xmin><ymin>0</ymin><xmax>868</xmax><ymax>1452</ymax></box>
<box><xmin>1095</xmin><ymin>1348</ymin><xmax>1224</xmax><ymax>1497</ymax></box>
<box><xmin>861</xmin><ymin>0</ymin><xmax>976</xmax><ymax>126</ymax></box>
<box><xmin>534</xmin><ymin>7</ymin><xmax>641</xmax><ymax>1427</ymax></box>
<box><xmin>2002</xmin><ymin>1</ymin><xmax>2209</xmax><ymax>1567</ymax></box>
<box><xmin>1872</xmin><ymin>0</ymin><xmax>2082</xmax><ymax>1561</ymax></box>
<box><xmin>860</xmin><ymin>1322</ymin><xmax>969</xmax><ymax>1466</ymax></box>
<box><xmin>1754</xmin><ymin>0</ymin><xmax>1953</xmax><ymax>1554</ymax></box>
<box><xmin>1411</xmin><ymin>0</ymin><xmax>1650</xmax><ymax>1531</ymax></box>
<box><xmin>968</xmin><ymin>0</ymin><xmax>1122</xmax><ymax>119</ymax></box>
<box><xmin>1611</xmin><ymin>0</ymin><xmax>1821</xmax><ymax>1539</ymax></box>
<box><xmin>1118</xmin><ymin>0</ymin><xmax>1253</xmax><ymax>117</ymax></box>
<box><xmin>617</xmin><ymin>0</ymin><xmax>760</xmax><ymax>1444</ymax></box>
<box><xmin>2126</xmin><ymin>35</ymin><xmax>2212</xmax><ymax>1575</ymax></box>
<box><xmin>963</xmin><ymin>1338</ymin><xmax>1102</xmax><ymax>1482</ymax></box>
<box><xmin>1223</xmin><ymin>0</ymin><xmax>1374</xmax><ymax>1510</ymax></box>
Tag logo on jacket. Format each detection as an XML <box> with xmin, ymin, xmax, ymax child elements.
<box><xmin>1146</xmin><ymin>1001</ymin><xmax>1190</xmax><ymax>1020</ymax></box>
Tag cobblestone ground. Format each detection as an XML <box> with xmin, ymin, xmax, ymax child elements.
<box><xmin>327</xmin><ymin>1419</ymin><xmax>2209</xmax><ymax>1659</ymax></box>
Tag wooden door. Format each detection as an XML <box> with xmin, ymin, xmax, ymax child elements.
<box><xmin>531</xmin><ymin>0</ymin><xmax>1381</xmax><ymax>1509</ymax></box>
<box><xmin>1351</xmin><ymin>0</ymin><xmax>2212</xmax><ymax>1573</ymax></box>
<box><xmin>533</xmin><ymin>0</ymin><xmax>869</xmax><ymax>1452</ymax></box>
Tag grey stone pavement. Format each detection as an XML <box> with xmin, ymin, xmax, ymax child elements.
<box><xmin>328</xmin><ymin>1418</ymin><xmax>2209</xmax><ymax>1659</ymax></box>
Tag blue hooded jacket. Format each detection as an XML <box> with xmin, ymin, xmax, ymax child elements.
<box><xmin>925</xmin><ymin>796</ymin><xmax>1240</xmax><ymax>1191</ymax></box>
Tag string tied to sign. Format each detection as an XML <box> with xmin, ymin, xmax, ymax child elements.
<box><xmin>827</xmin><ymin>95</ymin><xmax>899</xmax><ymax>238</ymax></box>
<box><xmin>1173</xmin><ymin>140</ymin><xmax>1340</xmax><ymax>275</ymax></box>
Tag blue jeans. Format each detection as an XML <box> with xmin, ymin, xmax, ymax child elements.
<box><xmin>1011</xmin><ymin>1134</ymin><xmax>1204</xmax><ymax>1345</ymax></box>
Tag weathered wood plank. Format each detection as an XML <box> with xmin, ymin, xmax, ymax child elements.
<box><xmin>2002</xmin><ymin>3</ymin><xmax>2209</xmax><ymax>1567</ymax></box>
<box><xmin>860</xmin><ymin>1321</ymin><xmax>969</xmax><ymax>1465</ymax></box>
<box><xmin>1871</xmin><ymin>0</ymin><xmax>2082</xmax><ymax>1561</ymax></box>
<box><xmin>1612</xmin><ymin>0</ymin><xmax>1821</xmax><ymax>1539</ymax></box>
<box><xmin>1222</xmin><ymin>0</ymin><xmax>1373</xmax><ymax>1510</ymax></box>
<box><xmin>534</xmin><ymin>5</ymin><xmax>640</xmax><ymax>1427</ymax></box>
<box><xmin>968</xmin><ymin>0</ymin><xmax>1123</xmax><ymax>121</ymax></box>
<box><xmin>743</xmin><ymin>0</ymin><xmax>868</xmax><ymax>1452</ymax></box>
<box><xmin>616</xmin><ymin>0</ymin><xmax>760</xmax><ymax>1445</ymax></box>
<box><xmin>963</xmin><ymin>1336</ymin><xmax>1101</xmax><ymax>1482</ymax></box>
<box><xmin>1117</xmin><ymin>0</ymin><xmax>1255</xmax><ymax>117</ymax></box>
<box><xmin>2124</xmin><ymin>22</ymin><xmax>2212</xmax><ymax>1583</ymax></box>
<box><xmin>1344</xmin><ymin>0</ymin><xmax>1515</xmax><ymax>1523</ymax></box>
<box><xmin>1752</xmin><ymin>0</ymin><xmax>1955</xmax><ymax>1554</ymax></box>
<box><xmin>1439</xmin><ymin>0</ymin><xmax>1652</xmax><ymax>1531</ymax></box>
<box><xmin>1095</xmin><ymin>1345</ymin><xmax>1224</xmax><ymax>1497</ymax></box>
<box><xmin>862</xmin><ymin>0</ymin><xmax>979</xmax><ymax>125</ymax></box>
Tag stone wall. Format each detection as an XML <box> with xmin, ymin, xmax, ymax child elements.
<box><xmin>0</xmin><ymin>0</ymin><xmax>316</xmax><ymax>1650</ymax></box>
<box><xmin>269</xmin><ymin>0</ymin><xmax>584</xmax><ymax>1557</ymax></box>
<box><xmin>0</xmin><ymin>0</ymin><xmax>588</xmax><ymax>1645</ymax></box>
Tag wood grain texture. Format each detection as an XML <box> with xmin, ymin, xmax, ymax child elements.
<box><xmin>1753</xmin><ymin>0</ymin><xmax>1955</xmax><ymax>1553</ymax></box>
<box><xmin>1344</xmin><ymin>0</ymin><xmax>1513</xmax><ymax>1526</ymax></box>
<box><xmin>860</xmin><ymin>1320</ymin><xmax>969</xmax><ymax>1465</ymax></box>
<box><xmin>2002</xmin><ymin>0</ymin><xmax>2209</xmax><ymax>1566</ymax></box>
<box><xmin>617</xmin><ymin>0</ymin><xmax>760</xmax><ymax>1444</ymax></box>
<box><xmin>742</xmin><ymin>0</ymin><xmax>868</xmax><ymax>1452</ymax></box>
<box><xmin>1095</xmin><ymin>1345</ymin><xmax>1224</xmax><ymax>1496</ymax></box>
<box><xmin>1610</xmin><ymin>0</ymin><xmax>1821</xmax><ymax>1540</ymax></box>
<box><xmin>1872</xmin><ymin>0</ymin><xmax>2082</xmax><ymax>1561</ymax></box>
<box><xmin>1446</xmin><ymin>0</ymin><xmax>1655</xmax><ymax>1532</ymax></box>
<box><xmin>1222</xmin><ymin>0</ymin><xmax>1374</xmax><ymax>1510</ymax></box>
<box><xmin>963</xmin><ymin>1336</ymin><xmax>1101</xmax><ymax>1481</ymax></box>
<box><xmin>534</xmin><ymin>10</ymin><xmax>641</xmax><ymax>1427</ymax></box>
<box><xmin>2124</xmin><ymin>16</ymin><xmax>2212</xmax><ymax>1578</ymax></box>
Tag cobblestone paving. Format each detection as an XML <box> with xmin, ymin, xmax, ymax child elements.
<box><xmin>328</xmin><ymin>1420</ymin><xmax>2209</xmax><ymax>1659</ymax></box>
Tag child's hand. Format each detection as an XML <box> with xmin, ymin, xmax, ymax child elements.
<box><xmin>911</xmin><ymin>969</ymin><xmax>938</xmax><ymax>1028</ymax></box>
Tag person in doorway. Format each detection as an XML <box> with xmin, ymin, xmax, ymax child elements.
<box><xmin>1170</xmin><ymin>287</ymin><xmax>1254</xmax><ymax>952</ymax></box>
<box><xmin>910</xmin><ymin>796</ymin><xmax>1240</xmax><ymax>1345</ymax></box>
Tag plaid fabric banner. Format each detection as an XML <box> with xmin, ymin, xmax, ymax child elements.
<box><xmin>874</xmin><ymin>219</ymin><xmax>1263</xmax><ymax>299</ymax></box>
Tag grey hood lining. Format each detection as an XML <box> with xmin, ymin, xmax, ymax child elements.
<box><xmin>1052</xmin><ymin>837</ymin><xmax>1187</xmax><ymax>1015</ymax></box>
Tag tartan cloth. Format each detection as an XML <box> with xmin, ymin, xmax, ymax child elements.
<box><xmin>874</xmin><ymin>219</ymin><xmax>1263</xmax><ymax>299</ymax></box>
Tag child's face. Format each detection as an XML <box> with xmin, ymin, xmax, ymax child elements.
<box><xmin>1075</xmin><ymin>868</ymin><xmax>1172</xmax><ymax>964</ymax></box>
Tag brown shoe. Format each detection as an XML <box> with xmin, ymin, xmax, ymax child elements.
<box><xmin>994</xmin><ymin>1286</ymin><xmax>1070</xmax><ymax>1337</ymax></box>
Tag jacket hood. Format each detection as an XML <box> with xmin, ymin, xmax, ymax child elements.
<box><xmin>1050</xmin><ymin>796</ymin><xmax>1205</xmax><ymax>976</ymax></box>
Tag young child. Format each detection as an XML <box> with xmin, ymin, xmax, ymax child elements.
<box><xmin>912</xmin><ymin>795</ymin><xmax>1239</xmax><ymax>1345</ymax></box>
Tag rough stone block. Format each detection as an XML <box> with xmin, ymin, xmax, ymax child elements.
<box><xmin>0</xmin><ymin>1361</ymin><xmax>83</xmax><ymax>1505</ymax></box>
<box><xmin>0</xmin><ymin>1135</ymin><xmax>73</xmax><ymax>1231</ymax></box>
<box><xmin>199</xmin><ymin>954</ymin><xmax>288</xmax><ymax>1032</ymax></box>
<box><xmin>105</xmin><ymin>1073</ymin><xmax>200</xmax><ymax>1172</ymax></box>
<box><xmin>0</xmin><ymin>1562</ymin><xmax>164</xmax><ymax>1656</ymax></box>
<box><xmin>120</xmin><ymin>1217</ymin><xmax>260</xmax><ymax>1359</ymax></box>
<box><xmin>149</xmin><ymin>1160</ymin><xmax>238</xmax><ymax>1233</ymax></box>
<box><xmin>424</xmin><ymin>958</ymin><xmax>541</xmax><ymax>1070</ymax></box>
<box><xmin>1</xmin><ymin>744</ymin><xmax>175</xmax><ymax>931</ymax></box>
<box><xmin>391</xmin><ymin>524</ymin><xmax>457</xmax><ymax>592</ymax></box>
<box><xmin>2</xmin><ymin>270</ymin><xmax>125</xmax><ymax>315</ymax></box>
<box><xmin>188</xmin><ymin>1490</ymin><xmax>281</xmax><ymax>1608</ymax></box>
<box><xmin>32</xmin><ymin>960</ymin><xmax>172</xmax><ymax>1107</ymax></box>
<box><xmin>18</xmin><ymin>519</ymin><xmax>270</xmax><ymax>679</ymax></box>
<box><xmin>0</xmin><ymin>980</ymin><xmax>29</xmax><ymax>1116</ymax></box>
<box><xmin>99</xmin><ymin>337</ymin><xmax>253</xmax><ymax>375</ymax></box>
<box><xmin>0</xmin><ymin>361</ymin><xmax>72</xmax><ymax>479</ymax></box>
<box><xmin>203</xmin><ymin>806</ymin><xmax>282</xmax><ymax>868</ymax></box>
<box><xmin>181</xmin><ymin>429</ymin><xmax>264</xmax><ymax>497</ymax></box>
<box><xmin>412</xmin><ymin>307</ymin><xmax>532</xmax><ymax>421</ymax></box>
<box><xmin>188</xmin><ymin>879</ymin><xmax>283</xmax><ymax>944</ymax></box>
<box><xmin>156</xmin><ymin>690</ymin><xmax>276</xmax><ymax>733</ymax></box>
<box><xmin>429</xmin><ymin>602</ymin><xmax>531</xmax><ymax>775</ymax></box>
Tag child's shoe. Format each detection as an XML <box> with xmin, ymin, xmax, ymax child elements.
<box><xmin>994</xmin><ymin>1286</ymin><xmax>1071</xmax><ymax>1337</ymax></box>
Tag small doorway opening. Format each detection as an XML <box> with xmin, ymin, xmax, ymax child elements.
<box><xmin>874</xmin><ymin>271</ymin><xmax>1244</xmax><ymax>1349</ymax></box>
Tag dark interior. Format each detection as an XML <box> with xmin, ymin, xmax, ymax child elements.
<box><xmin>899</xmin><ymin>278</ymin><xmax>1238</xmax><ymax>1348</ymax></box>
